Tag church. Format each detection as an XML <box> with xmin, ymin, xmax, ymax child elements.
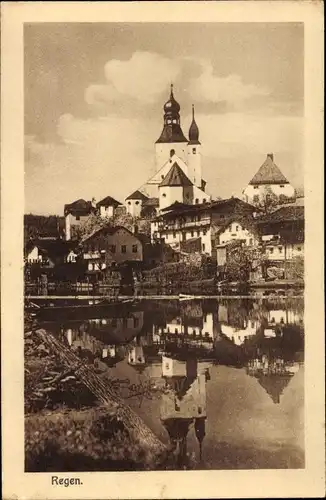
<box><xmin>125</xmin><ymin>85</ymin><xmax>210</xmax><ymax>216</ymax></box>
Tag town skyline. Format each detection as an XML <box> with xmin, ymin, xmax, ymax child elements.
<box><xmin>25</xmin><ymin>22</ymin><xmax>304</xmax><ymax>215</ymax></box>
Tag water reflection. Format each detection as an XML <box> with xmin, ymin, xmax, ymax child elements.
<box><xmin>42</xmin><ymin>297</ymin><xmax>304</xmax><ymax>469</ymax></box>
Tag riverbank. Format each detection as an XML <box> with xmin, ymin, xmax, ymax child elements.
<box><xmin>24</xmin><ymin>321</ymin><xmax>193</xmax><ymax>472</ymax></box>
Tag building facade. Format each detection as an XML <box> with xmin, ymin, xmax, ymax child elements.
<box><xmin>242</xmin><ymin>153</ymin><xmax>296</xmax><ymax>206</ymax></box>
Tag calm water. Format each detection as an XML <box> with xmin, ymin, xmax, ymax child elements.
<box><xmin>41</xmin><ymin>297</ymin><xmax>304</xmax><ymax>470</ymax></box>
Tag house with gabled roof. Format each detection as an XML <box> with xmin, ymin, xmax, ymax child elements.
<box><xmin>64</xmin><ymin>198</ymin><xmax>96</xmax><ymax>241</ymax></box>
<box><xmin>158</xmin><ymin>162</ymin><xmax>194</xmax><ymax>211</ymax></box>
<box><xmin>242</xmin><ymin>153</ymin><xmax>296</xmax><ymax>206</ymax></box>
<box><xmin>125</xmin><ymin>190</ymin><xmax>149</xmax><ymax>217</ymax></box>
<box><xmin>96</xmin><ymin>195</ymin><xmax>122</xmax><ymax>219</ymax></box>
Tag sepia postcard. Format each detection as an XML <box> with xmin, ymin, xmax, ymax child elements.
<box><xmin>1</xmin><ymin>2</ymin><xmax>325</xmax><ymax>499</ymax></box>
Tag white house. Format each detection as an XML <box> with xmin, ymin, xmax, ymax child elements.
<box><xmin>243</xmin><ymin>153</ymin><xmax>296</xmax><ymax>205</ymax></box>
<box><xmin>217</xmin><ymin>219</ymin><xmax>259</xmax><ymax>247</ymax></box>
<box><xmin>96</xmin><ymin>195</ymin><xmax>122</xmax><ymax>218</ymax></box>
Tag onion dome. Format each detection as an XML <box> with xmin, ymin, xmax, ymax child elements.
<box><xmin>156</xmin><ymin>84</ymin><xmax>188</xmax><ymax>144</ymax></box>
<box><xmin>164</xmin><ymin>84</ymin><xmax>181</xmax><ymax>115</ymax></box>
<box><xmin>188</xmin><ymin>105</ymin><xmax>200</xmax><ymax>145</ymax></box>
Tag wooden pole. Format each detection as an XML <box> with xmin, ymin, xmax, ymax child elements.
<box><xmin>34</xmin><ymin>328</ymin><xmax>167</xmax><ymax>457</ymax></box>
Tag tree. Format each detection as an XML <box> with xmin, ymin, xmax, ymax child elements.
<box><xmin>224</xmin><ymin>244</ymin><xmax>262</xmax><ymax>283</ymax></box>
<box><xmin>254</xmin><ymin>186</ymin><xmax>279</xmax><ymax>215</ymax></box>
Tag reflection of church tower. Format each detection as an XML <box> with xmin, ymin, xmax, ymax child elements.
<box><xmin>256</xmin><ymin>373</ymin><xmax>293</xmax><ymax>404</ymax></box>
<box><xmin>195</xmin><ymin>417</ymin><xmax>206</xmax><ymax>461</ymax></box>
<box><xmin>155</xmin><ymin>84</ymin><xmax>188</xmax><ymax>170</ymax></box>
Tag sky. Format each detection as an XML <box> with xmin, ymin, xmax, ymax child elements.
<box><xmin>24</xmin><ymin>22</ymin><xmax>304</xmax><ymax>215</ymax></box>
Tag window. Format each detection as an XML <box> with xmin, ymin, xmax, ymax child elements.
<box><xmin>254</xmin><ymin>186</ymin><xmax>258</xmax><ymax>190</ymax></box>
<box><xmin>280</xmin><ymin>184</ymin><xmax>285</xmax><ymax>188</ymax></box>
<box><xmin>76</xmin><ymin>215</ymin><xmax>80</xmax><ymax>221</ymax></box>
<box><xmin>278</xmin><ymin>246</ymin><xmax>283</xmax><ymax>253</ymax></box>
<box><xmin>134</xmin><ymin>317</ymin><xmax>139</xmax><ymax>328</ymax></box>
<box><xmin>111</xmin><ymin>245</ymin><xmax>116</xmax><ymax>254</ymax></box>
<box><xmin>173</xmin><ymin>232</ymin><xmax>176</xmax><ymax>239</ymax></box>
<box><xmin>203</xmin><ymin>229</ymin><xmax>207</xmax><ymax>236</ymax></box>
<box><xmin>202</xmin><ymin>243</ymin><xmax>205</xmax><ymax>251</ymax></box>
<box><xmin>175</xmin><ymin>328</ymin><xmax>178</xmax><ymax>334</ymax></box>
<box><xmin>236</xmin><ymin>225</ymin><xmax>239</xmax><ymax>231</ymax></box>
<box><xmin>249</xmin><ymin>238</ymin><xmax>253</xmax><ymax>246</ymax></box>
<box><xmin>132</xmin><ymin>244</ymin><xmax>138</xmax><ymax>253</ymax></box>
<box><xmin>229</xmin><ymin>226</ymin><xmax>232</xmax><ymax>232</ymax></box>
<box><xmin>195</xmin><ymin>198</ymin><xmax>199</xmax><ymax>204</ymax></box>
<box><xmin>135</xmin><ymin>201</ymin><xmax>139</xmax><ymax>205</ymax></box>
<box><xmin>192</xmin><ymin>148</ymin><xmax>196</xmax><ymax>154</ymax></box>
<box><xmin>128</xmin><ymin>201</ymin><xmax>131</xmax><ymax>205</ymax></box>
<box><xmin>269</xmin><ymin>248</ymin><xmax>274</xmax><ymax>254</ymax></box>
<box><xmin>196</xmin><ymin>231</ymin><xmax>199</xmax><ymax>237</ymax></box>
<box><xmin>297</xmin><ymin>246</ymin><xmax>302</xmax><ymax>251</ymax></box>
<box><xmin>203</xmin><ymin>198</ymin><xmax>206</xmax><ymax>203</ymax></box>
<box><xmin>191</xmin><ymin>231</ymin><xmax>194</xmax><ymax>237</ymax></box>
<box><xmin>161</xmin><ymin>175</ymin><xmax>164</xmax><ymax>179</ymax></box>
<box><xmin>162</xmin><ymin>193</ymin><xmax>166</xmax><ymax>198</ymax></box>
<box><xmin>121</xmin><ymin>245</ymin><xmax>126</xmax><ymax>254</ymax></box>
<box><xmin>253</xmin><ymin>195</ymin><xmax>259</xmax><ymax>203</ymax></box>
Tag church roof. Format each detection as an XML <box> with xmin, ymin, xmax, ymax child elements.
<box><xmin>188</xmin><ymin>105</ymin><xmax>201</xmax><ymax>145</ymax></box>
<box><xmin>156</xmin><ymin>123</ymin><xmax>188</xmax><ymax>144</ymax></box>
<box><xmin>159</xmin><ymin>163</ymin><xmax>193</xmax><ymax>187</ymax></box>
<box><xmin>125</xmin><ymin>190</ymin><xmax>149</xmax><ymax>201</ymax></box>
<box><xmin>249</xmin><ymin>154</ymin><xmax>289</xmax><ymax>185</ymax></box>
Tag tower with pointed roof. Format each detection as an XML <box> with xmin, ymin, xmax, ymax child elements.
<box><xmin>158</xmin><ymin>161</ymin><xmax>194</xmax><ymax>210</ymax></box>
<box><xmin>243</xmin><ymin>153</ymin><xmax>296</xmax><ymax>206</ymax></box>
<box><xmin>155</xmin><ymin>84</ymin><xmax>189</xmax><ymax>170</ymax></box>
<box><xmin>187</xmin><ymin>105</ymin><xmax>202</xmax><ymax>188</ymax></box>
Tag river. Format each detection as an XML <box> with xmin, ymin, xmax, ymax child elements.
<box><xmin>39</xmin><ymin>296</ymin><xmax>304</xmax><ymax>470</ymax></box>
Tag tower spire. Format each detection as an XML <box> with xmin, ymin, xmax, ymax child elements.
<box><xmin>188</xmin><ymin>104</ymin><xmax>200</xmax><ymax>145</ymax></box>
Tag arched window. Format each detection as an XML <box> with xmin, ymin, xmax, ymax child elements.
<box><xmin>162</xmin><ymin>193</ymin><xmax>166</xmax><ymax>198</ymax></box>
<box><xmin>135</xmin><ymin>201</ymin><xmax>139</xmax><ymax>205</ymax></box>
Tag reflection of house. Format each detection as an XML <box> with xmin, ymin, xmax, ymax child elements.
<box><xmin>220</xmin><ymin>319</ymin><xmax>260</xmax><ymax>346</ymax></box>
<box><xmin>242</xmin><ymin>153</ymin><xmax>296</xmax><ymax>205</ymax></box>
<box><xmin>158</xmin><ymin>312</ymin><xmax>217</xmax><ymax>346</ymax></box>
<box><xmin>247</xmin><ymin>355</ymin><xmax>300</xmax><ymax>404</ymax></box>
<box><xmin>96</xmin><ymin>196</ymin><xmax>122</xmax><ymax>218</ymax></box>
<box><xmin>81</xmin><ymin>225</ymin><xmax>144</xmax><ymax>272</ymax></box>
<box><xmin>64</xmin><ymin>198</ymin><xmax>96</xmax><ymax>241</ymax></box>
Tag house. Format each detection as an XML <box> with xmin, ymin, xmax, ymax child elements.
<box><xmin>257</xmin><ymin>206</ymin><xmax>304</xmax><ymax>264</ymax></box>
<box><xmin>125</xmin><ymin>190</ymin><xmax>149</xmax><ymax>217</ymax></box>
<box><xmin>151</xmin><ymin>197</ymin><xmax>257</xmax><ymax>256</ymax></box>
<box><xmin>216</xmin><ymin>218</ymin><xmax>259</xmax><ymax>247</ymax></box>
<box><xmin>81</xmin><ymin>225</ymin><xmax>144</xmax><ymax>273</ymax></box>
<box><xmin>242</xmin><ymin>153</ymin><xmax>296</xmax><ymax>206</ymax></box>
<box><xmin>96</xmin><ymin>196</ymin><xmax>122</xmax><ymax>218</ymax></box>
<box><xmin>64</xmin><ymin>199</ymin><xmax>96</xmax><ymax>241</ymax></box>
<box><xmin>25</xmin><ymin>239</ymin><xmax>79</xmax><ymax>267</ymax></box>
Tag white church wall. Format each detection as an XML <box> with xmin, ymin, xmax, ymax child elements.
<box><xmin>187</xmin><ymin>144</ymin><xmax>202</xmax><ymax>187</ymax></box>
<box><xmin>155</xmin><ymin>143</ymin><xmax>187</xmax><ymax>171</ymax></box>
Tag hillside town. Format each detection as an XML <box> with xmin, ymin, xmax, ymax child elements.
<box><xmin>24</xmin><ymin>86</ymin><xmax>304</xmax><ymax>295</ymax></box>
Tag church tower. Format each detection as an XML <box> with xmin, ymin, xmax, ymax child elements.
<box><xmin>187</xmin><ymin>105</ymin><xmax>202</xmax><ymax>188</ymax></box>
<box><xmin>155</xmin><ymin>85</ymin><xmax>188</xmax><ymax>170</ymax></box>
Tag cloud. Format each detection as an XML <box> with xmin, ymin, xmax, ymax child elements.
<box><xmin>188</xmin><ymin>60</ymin><xmax>270</xmax><ymax>105</ymax></box>
<box><xmin>85</xmin><ymin>51</ymin><xmax>180</xmax><ymax>107</ymax></box>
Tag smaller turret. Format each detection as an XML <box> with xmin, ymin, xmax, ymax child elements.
<box><xmin>188</xmin><ymin>105</ymin><xmax>200</xmax><ymax>145</ymax></box>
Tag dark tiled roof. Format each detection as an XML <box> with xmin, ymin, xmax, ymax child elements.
<box><xmin>125</xmin><ymin>190</ymin><xmax>149</xmax><ymax>201</ymax></box>
<box><xmin>25</xmin><ymin>239</ymin><xmax>77</xmax><ymax>259</ymax></box>
<box><xmin>249</xmin><ymin>154</ymin><xmax>289</xmax><ymax>185</ymax></box>
<box><xmin>157</xmin><ymin>197</ymin><xmax>256</xmax><ymax>220</ymax></box>
<box><xmin>81</xmin><ymin>224</ymin><xmax>140</xmax><ymax>244</ymax></box>
<box><xmin>64</xmin><ymin>199</ymin><xmax>94</xmax><ymax>217</ymax></box>
<box><xmin>156</xmin><ymin>124</ymin><xmax>188</xmax><ymax>144</ymax></box>
<box><xmin>96</xmin><ymin>196</ymin><xmax>122</xmax><ymax>208</ymax></box>
<box><xmin>159</xmin><ymin>163</ymin><xmax>193</xmax><ymax>187</ymax></box>
<box><xmin>142</xmin><ymin>197</ymin><xmax>159</xmax><ymax>207</ymax></box>
<box><xmin>257</xmin><ymin>205</ymin><xmax>304</xmax><ymax>224</ymax></box>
